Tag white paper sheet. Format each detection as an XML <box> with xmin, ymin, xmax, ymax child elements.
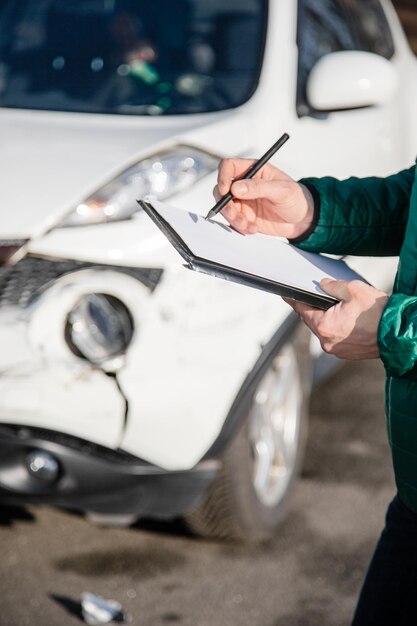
<box><xmin>151</xmin><ymin>201</ymin><xmax>365</xmax><ymax>299</ymax></box>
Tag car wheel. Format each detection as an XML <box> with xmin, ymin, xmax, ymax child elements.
<box><xmin>185</xmin><ymin>323</ymin><xmax>311</xmax><ymax>543</ymax></box>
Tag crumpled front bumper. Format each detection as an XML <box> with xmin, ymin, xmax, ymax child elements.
<box><xmin>0</xmin><ymin>254</ymin><xmax>160</xmax><ymax>448</ymax></box>
<box><xmin>0</xmin><ymin>425</ymin><xmax>218</xmax><ymax>518</ymax></box>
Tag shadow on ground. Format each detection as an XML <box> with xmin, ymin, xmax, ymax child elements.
<box><xmin>0</xmin><ymin>505</ymin><xmax>35</xmax><ymax>527</ymax></box>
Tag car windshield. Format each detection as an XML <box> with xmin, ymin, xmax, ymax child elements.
<box><xmin>0</xmin><ymin>0</ymin><xmax>267</xmax><ymax>116</ymax></box>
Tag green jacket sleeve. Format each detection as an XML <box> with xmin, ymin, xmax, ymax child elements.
<box><xmin>293</xmin><ymin>166</ymin><xmax>415</xmax><ymax>256</ymax></box>
<box><xmin>378</xmin><ymin>293</ymin><xmax>417</xmax><ymax>377</ymax></box>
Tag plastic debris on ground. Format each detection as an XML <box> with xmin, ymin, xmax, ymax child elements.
<box><xmin>81</xmin><ymin>592</ymin><xmax>126</xmax><ymax>625</ymax></box>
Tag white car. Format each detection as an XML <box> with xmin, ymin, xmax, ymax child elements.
<box><xmin>0</xmin><ymin>0</ymin><xmax>415</xmax><ymax>541</ymax></box>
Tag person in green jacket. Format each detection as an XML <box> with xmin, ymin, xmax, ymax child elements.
<box><xmin>215</xmin><ymin>158</ymin><xmax>417</xmax><ymax>626</ymax></box>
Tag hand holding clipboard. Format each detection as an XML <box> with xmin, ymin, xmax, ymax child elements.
<box><xmin>139</xmin><ymin>199</ymin><xmax>367</xmax><ymax>310</ymax></box>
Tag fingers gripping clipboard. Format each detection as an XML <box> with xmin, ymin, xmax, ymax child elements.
<box><xmin>139</xmin><ymin>200</ymin><xmax>367</xmax><ymax>310</ymax></box>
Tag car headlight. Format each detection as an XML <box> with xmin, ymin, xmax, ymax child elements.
<box><xmin>62</xmin><ymin>146</ymin><xmax>220</xmax><ymax>227</ymax></box>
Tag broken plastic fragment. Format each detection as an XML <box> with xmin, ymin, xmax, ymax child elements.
<box><xmin>81</xmin><ymin>592</ymin><xmax>125</xmax><ymax>625</ymax></box>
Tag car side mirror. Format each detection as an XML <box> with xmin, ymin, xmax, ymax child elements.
<box><xmin>306</xmin><ymin>50</ymin><xmax>398</xmax><ymax>112</ymax></box>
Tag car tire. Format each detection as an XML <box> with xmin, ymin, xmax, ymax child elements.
<box><xmin>185</xmin><ymin>323</ymin><xmax>311</xmax><ymax>543</ymax></box>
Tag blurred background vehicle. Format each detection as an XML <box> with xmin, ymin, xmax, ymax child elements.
<box><xmin>0</xmin><ymin>0</ymin><xmax>415</xmax><ymax>542</ymax></box>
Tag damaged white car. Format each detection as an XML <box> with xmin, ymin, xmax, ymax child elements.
<box><xmin>0</xmin><ymin>0</ymin><xmax>416</xmax><ymax>541</ymax></box>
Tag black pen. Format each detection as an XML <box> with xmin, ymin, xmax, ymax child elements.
<box><xmin>205</xmin><ymin>132</ymin><xmax>290</xmax><ymax>221</ymax></box>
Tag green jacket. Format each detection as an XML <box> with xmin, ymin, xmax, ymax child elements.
<box><xmin>296</xmin><ymin>164</ymin><xmax>417</xmax><ymax>512</ymax></box>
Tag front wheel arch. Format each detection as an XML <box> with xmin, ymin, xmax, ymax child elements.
<box><xmin>186</xmin><ymin>318</ymin><xmax>312</xmax><ymax>543</ymax></box>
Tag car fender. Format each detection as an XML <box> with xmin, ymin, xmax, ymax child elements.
<box><xmin>118</xmin><ymin>267</ymin><xmax>296</xmax><ymax>470</ymax></box>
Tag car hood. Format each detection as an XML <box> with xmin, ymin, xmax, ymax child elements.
<box><xmin>0</xmin><ymin>107</ymin><xmax>250</xmax><ymax>239</ymax></box>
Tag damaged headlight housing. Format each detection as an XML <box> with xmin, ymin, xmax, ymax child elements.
<box><xmin>62</xmin><ymin>146</ymin><xmax>220</xmax><ymax>227</ymax></box>
<box><xmin>66</xmin><ymin>293</ymin><xmax>134</xmax><ymax>364</ymax></box>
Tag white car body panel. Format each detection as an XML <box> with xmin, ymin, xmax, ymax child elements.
<box><xmin>0</xmin><ymin>107</ymin><xmax>250</xmax><ymax>239</ymax></box>
<box><xmin>0</xmin><ymin>363</ymin><xmax>125</xmax><ymax>447</ymax></box>
<box><xmin>0</xmin><ymin>0</ymin><xmax>416</xmax><ymax>471</ymax></box>
<box><xmin>119</xmin><ymin>270</ymin><xmax>289</xmax><ymax>469</ymax></box>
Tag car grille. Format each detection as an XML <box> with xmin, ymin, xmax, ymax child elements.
<box><xmin>0</xmin><ymin>255</ymin><xmax>163</xmax><ymax>309</ymax></box>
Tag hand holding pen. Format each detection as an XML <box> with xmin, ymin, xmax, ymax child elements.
<box><xmin>210</xmin><ymin>133</ymin><xmax>316</xmax><ymax>240</ymax></box>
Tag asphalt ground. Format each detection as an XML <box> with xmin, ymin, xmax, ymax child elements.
<box><xmin>0</xmin><ymin>359</ymin><xmax>395</xmax><ymax>626</ymax></box>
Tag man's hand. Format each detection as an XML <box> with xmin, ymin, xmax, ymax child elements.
<box><xmin>285</xmin><ymin>279</ymin><xmax>389</xmax><ymax>360</ymax></box>
<box><xmin>214</xmin><ymin>159</ymin><xmax>315</xmax><ymax>239</ymax></box>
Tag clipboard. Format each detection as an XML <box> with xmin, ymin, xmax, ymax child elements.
<box><xmin>138</xmin><ymin>200</ymin><xmax>367</xmax><ymax>310</ymax></box>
